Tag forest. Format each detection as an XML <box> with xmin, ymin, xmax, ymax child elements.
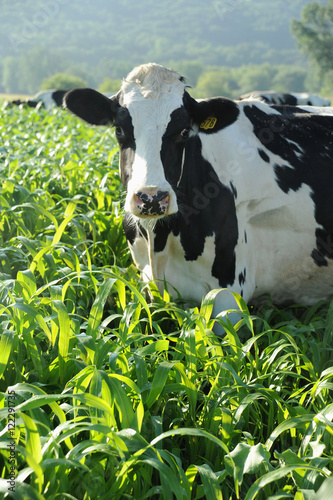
<box><xmin>0</xmin><ymin>0</ymin><xmax>328</xmax><ymax>98</ymax></box>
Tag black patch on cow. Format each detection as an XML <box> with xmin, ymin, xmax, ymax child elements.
<box><xmin>311</xmin><ymin>228</ymin><xmax>333</xmax><ymax>267</ymax></box>
<box><xmin>122</xmin><ymin>213</ymin><xmax>137</xmax><ymax>245</ymax></box>
<box><xmin>280</xmin><ymin>94</ymin><xmax>298</xmax><ymax>106</ymax></box>
<box><xmin>123</xmin><ymin>213</ymin><xmax>147</xmax><ymax>245</ymax></box>
<box><xmin>153</xmin><ymin>221</ymin><xmax>172</xmax><ymax>253</ymax></box>
<box><xmin>273</xmin><ymin>163</ymin><xmax>302</xmax><ymax>193</ymax></box>
<box><xmin>64</xmin><ymin>88</ymin><xmax>120</xmax><ymax>125</ymax></box>
<box><xmin>114</xmin><ymin>107</ymin><xmax>136</xmax><ymax>189</ymax></box>
<box><xmin>160</xmin><ymin>107</ymin><xmax>192</xmax><ymax>186</ymax></box>
<box><xmin>158</xmin><ymin>133</ymin><xmax>238</xmax><ymax>288</ymax></box>
<box><xmin>244</xmin><ymin>103</ymin><xmax>333</xmax><ymax>266</ymax></box>
<box><xmin>258</xmin><ymin>148</ymin><xmax>270</xmax><ymax>163</ymax></box>
<box><xmin>230</xmin><ymin>181</ymin><xmax>237</xmax><ymax>198</ymax></box>
<box><xmin>52</xmin><ymin>90</ymin><xmax>67</xmax><ymax>106</ymax></box>
<box><xmin>244</xmin><ymin>230</ymin><xmax>247</xmax><ymax>244</ymax></box>
<box><xmin>183</xmin><ymin>92</ymin><xmax>240</xmax><ymax>134</ymax></box>
<box><xmin>239</xmin><ymin>268</ymin><xmax>246</xmax><ymax>286</ymax></box>
<box><xmin>27</xmin><ymin>100</ymin><xmax>40</xmax><ymax>108</ymax></box>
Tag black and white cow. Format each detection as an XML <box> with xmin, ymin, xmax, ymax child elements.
<box><xmin>239</xmin><ymin>90</ymin><xmax>331</xmax><ymax>107</ymax></box>
<box><xmin>33</xmin><ymin>90</ymin><xmax>68</xmax><ymax>108</ymax></box>
<box><xmin>64</xmin><ymin>63</ymin><xmax>333</xmax><ymax>322</ymax></box>
<box><xmin>7</xmin><ymin>90</ymin><xmax>67</xmax><ymax>109</ymax></box>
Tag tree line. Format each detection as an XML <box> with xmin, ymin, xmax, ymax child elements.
<box><xmin>0</xmin><ymin>1</ymin><xmax>332</xmax><ymax>99</ymax></box>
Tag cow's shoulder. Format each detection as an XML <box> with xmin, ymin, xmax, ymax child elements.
<box><xmin>241</xmin><ymin>101</ymin><xmax>333</xmax><ymax>268</ymax></box>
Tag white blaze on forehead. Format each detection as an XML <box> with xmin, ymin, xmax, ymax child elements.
<box><xmin>121</xmin><ymin>63</ymin><xmax>186</xmax><ymax>102</ymax></box>
<box><xmin>121</xmin><ymin>64</ymin><xmax>187</xmax><ymax>213</ymax></box>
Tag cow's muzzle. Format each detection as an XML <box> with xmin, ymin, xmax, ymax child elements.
<box><xmin>132</xmin><ymin>188</ymin><xmax>170</xmax><ymax>217</ymax></box>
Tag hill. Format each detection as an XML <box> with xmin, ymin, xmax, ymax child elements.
<box><xmin>0</xmin><ymin>0</ymin><xmax>326</xmax><ymax>93</ymax></box>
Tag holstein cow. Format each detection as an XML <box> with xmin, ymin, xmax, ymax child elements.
<box><xmin>6</xmin><ymin>90</ymin><xmax>67</xmax><ymax>110</ymax></box>
<box><xmin>33</xmin><ymin>90</ymin><xmax>68</xmax><ymax>109</ymax></box>
<box><xmin>64</xmin><ymin>63</ymin><xmax>333</xmax><ymax>325</ymax></box>
<box><xmin>239</xmin><ymin>90</ymin><xmax>331</xmax><ymax>107</ymax></box>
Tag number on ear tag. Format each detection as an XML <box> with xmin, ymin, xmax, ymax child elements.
<box><xmin>200</xmin><ymin>116</ymin><xmax>217</xmax><ymax>130</ymax></box>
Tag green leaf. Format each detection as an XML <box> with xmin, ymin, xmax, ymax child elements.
<box><xmin>191</xmin><ymin>464</ymin><xmax>223</xmax><ymax>500</ymax></box>
<box><xmin>146</xmin><ymin>361</ymin><xmax>175</xmax><ymax>409</ymax></box>
<box><xmin>51</xmin><ymin>214</ymin><xmax>76</xmax><ymax>245</ymax></box>
<box><xmin>225</xmin><ymin>442</ymin><xmax>271</xmax><ymax>487</ymax></box>
<box><xmin>275</xmin><ymin>449</ymin><xmax>307</xmax><ymax>488</ymax></box>
<box><xmin>17</xmin><ymin>269</ymin><xmax>37</xmax><ymax>297</ymax></box>
<box><xmin>11</xmin><ymin>302</ymin><xmax>52</xmax><ymax>342</ymax></box>
<box><xmin>19</xmin><ymin>412</ymin><xmax>43</xmax><ymax>487</ymax></box>
<box><xmin>315</xmin><ymin>476</ymin><xmax>333</xmax><ymax>499</ymax></box>
<box><xmin>0</xmin><ymin>329</ymin><xmax>14</xmax><ymax>378</ymax></box>
<box><xmin>52</xmin><ymin>299</ymin><xmax>71</xmax><ymax>382</ymax></box>
<box><xmin>244</xmin><ymin>465</ymin><xmax>328</xmax><ymax>500</ymax></box>
<box><xmin>86</xmin><ymin>278</ymin><xmax>117</xmax><ymax>339</ymax></box>
<box><xmin>266</xmin><ymin>415</ymin><xmax>315</xmax><ymax>451</ymax></box>
<box><xmin>150</xmin><ymin>427</ymin><xmax>229</xmax><ymax>455</ymax></box>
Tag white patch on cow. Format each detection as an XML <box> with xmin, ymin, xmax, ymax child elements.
<box><xmin>130</xmin><ymin>230</ymin><xmax>240</xmax><ymax>300</ymax></box>
<box><xmin>121</xmin><ymin>64</ymin><xmax>186</xmax><ymax>216</ymax></box>
<box><xmin>177</xmin><ymin>148</ymin><xmax>186</xmax><ymax>187</ymax></box>
<box><xmin>297</xmin><ymin>105</ymin><xmax>333</xmax><ymax>115</ymax></box>
<box><xmin>33</xmin><ymin>90</ymin><xmax>56</xmax><ymax>109</ymax></box>
<box><xmin>293</xmin><ymin>92</ymin><xmax>330</xmax><ymax>106</ymax></box>
<box><xmin>239</xmin><ymin>90</ymin><xmax>331</xmax><ymax>107</ymax></box>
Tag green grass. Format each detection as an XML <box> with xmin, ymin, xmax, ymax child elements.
<box><xmin>0</xmin><ymin>104</ymin><xmax>332</xmax><ymax>500</ymax></box>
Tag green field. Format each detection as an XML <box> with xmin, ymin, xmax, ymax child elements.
<box><xmin>0</xmin><ymin>104</ymin><xmax>332</xmax><ymax>500</ymax></box>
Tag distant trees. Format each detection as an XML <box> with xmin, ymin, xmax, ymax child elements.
<box><xmin>291</xmin><ymin>1</ymin><xmax>333</xmax><ymax>93</ymax></box>
<box><xmin>98</xmin><ymin>78</ymin><xmax>122</xmax><ymax>94</ymax></box>
<box><xmin>271</xmin><ymin>66</ymin><xmax>308</xmax><ymax>92</ymax></box>
<box><xmin>193</xmin><ymin>68</ymin><xmax>237</xmax><ymax>98</ymax></box>
<box><xmin>2</xmin><ymin>58</ymin><xmax>21</xmax><ymax>94</ymax></box>
<box><xmin>2</xmin><ymin>48</ymin><xmax>66</xmax><ymax>94</ymax></box>
<box><xmin>291</xmin><ymin>1</ymin><xmax>333</xmax><ymax>75</ymax></box>
<box><xmin>1</xmin><ymin>47</ymin><xmax>92</xmax><ymax>94</ymax></box>
<box><xmin>190</xmin><ymin>64</ymin><xmax>307</xmax><ymax>99</ymax></box>
<box><xmin>41</xmin><ymin>74</ymin><xmax>88</xmax><ymax>90</ymax></box>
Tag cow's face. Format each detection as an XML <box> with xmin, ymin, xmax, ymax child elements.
<box><xmin>65</xmin><ymin>64</ymin><xmax>192</xmax><ymax>219</ymax></box>
<box><xmin>115</xmin><ymin>67</ymin><xmax>192</xmax><ymax>218</ymax></box>
<box><xmin>64</xmin><ymin>63</ymin><xmax>238</xmax><ymax>220</ymax></box>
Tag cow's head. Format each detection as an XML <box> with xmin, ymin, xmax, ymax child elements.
<box><xmin>64</xmin><ymin>63</ymin><xmax>238</xmax><ymax>219</ymax></box>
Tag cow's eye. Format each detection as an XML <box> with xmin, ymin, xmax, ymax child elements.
<box><xmin>180</xmin><ymin>128</ymin><xmax>190</xmax><ymax>139</ymax></box>
<box><xmin>115</xmin><ymin>126</ymin><xmax>125</xmax><ymax>138</ymax></box>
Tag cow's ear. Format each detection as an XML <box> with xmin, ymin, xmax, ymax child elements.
<box><xmin>63</xmin><ymin>88</ymin><xmax>120</xmax><ymax>126</ymax></box>
<box><xmin>183</xmin><ymin>91</ymin><xmax>239</xmax><ymax>134</ymax></box>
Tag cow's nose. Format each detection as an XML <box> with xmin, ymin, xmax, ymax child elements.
<box><xmin>133</xmin><ymin>188</ymin><xmax>170</xmax><ymax>217</ymax></box>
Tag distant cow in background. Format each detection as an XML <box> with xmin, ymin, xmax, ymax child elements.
<box><xmin>63</xmin><ymin>63</ymin><xmax>333</xmax><ymax>324</ymax></box>
<box><xmin>33</xmin><ymin>90</ymin><xmax>68</xmax><ymax>108</ymax></box>
<box><xmin>5</xmin><ymin>89</ymin><xmax>67</xmax><ymax>109</ymax></box>
<box><xmin>239</xmin><ymin>90</ymin><xmax>331</xmax><ymax>107</ymax></box>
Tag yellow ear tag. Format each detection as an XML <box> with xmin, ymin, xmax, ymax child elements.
<box><xmin>200</xmin><ymin>116</ymin><xmax>217</xmax><ymax>130</ymax></box>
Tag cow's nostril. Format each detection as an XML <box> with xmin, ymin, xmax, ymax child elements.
<box><xmin>155</xmin><ymin>190</ymin><xmax>169</xmax><ymax>202</ymax></box>
<box><xmin>136</xmin><ymin>190</ymin><xmax>169</xmax><ymax>203</ymax></box>
<box><xmin>136</xmin><ymin>191</ymin><xmax>149</xmax><ymax>202</ymax></box>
